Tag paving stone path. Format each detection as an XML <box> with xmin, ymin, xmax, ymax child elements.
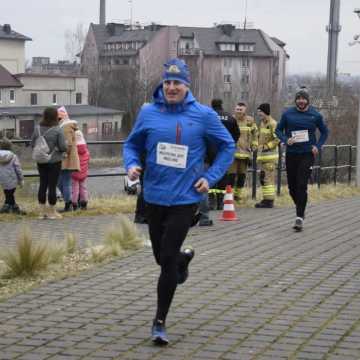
<box><xmin>0</xmin><ymin>198</ymin><xmax>360</xmax><ymax>359</ymax></box>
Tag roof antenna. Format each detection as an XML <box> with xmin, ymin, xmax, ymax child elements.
<box><xmin>243</xmin><ymin>0</ymin><xmax>248</xmax><ymax>30</ymax></box>
<box><xmin>129</xmin><ymin>0</ymin><xmax>133</xmax><ymax>29</ymax></box>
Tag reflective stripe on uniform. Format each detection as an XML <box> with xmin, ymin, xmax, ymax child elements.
<box><xmin>234</xmin><ymin>152</ymin><xmax>250</xmax><ymax>159</ymax></box>
<box><xmin>262</xmin><ymin>185</ymin><xmax>275</xmax><ymax>199</ymax></box>
<box><xmin>257</xmin><ymin>153</ymin><xmax>278</xmax><ymax>161</ymax></box>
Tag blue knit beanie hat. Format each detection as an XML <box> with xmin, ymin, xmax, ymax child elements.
<box><xmin>162</xmin><ymin>58</ymin><xmax>190</xmax><ymax>85</ymax></box>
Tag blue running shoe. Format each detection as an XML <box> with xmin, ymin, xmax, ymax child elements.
<box><xmin>177</xmin><ymin>247</ymin><xmax>195</xmax><ymax>285</ymax></box>
<box><xmin>151</xmin><ymin>320</ymin><xmax>169</xmax><ymax>345</ymax></box>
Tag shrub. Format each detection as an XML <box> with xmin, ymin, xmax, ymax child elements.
<box><xmin>1</xmin><ymin>227</ymin><xmax>49</xmax><ymax>277</ymax></box>
<box><xmin>104</xmin><ymin>215</ymin><xmax>143</xmax><ymax>253</ymax></box>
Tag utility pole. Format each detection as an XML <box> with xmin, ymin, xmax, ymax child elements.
<box><xmin>326</xmin><ymin>0</ymin><xmax>341</xmax><ymax>96</ymax></box>
<box><xmin>351</xmin><ymin>9</ymin><xmax>360</xmax><ymax>186</ymax></box>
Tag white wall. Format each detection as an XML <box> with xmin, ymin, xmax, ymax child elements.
<box><xmin>0</xmin><ymin>39</ymin><xmax>26</xmax><ymax>73</ymax></box>
<box><xmin>5</xmin><ymin>76</ymin><xmax>89</xmax><ymax>107</ymax></box>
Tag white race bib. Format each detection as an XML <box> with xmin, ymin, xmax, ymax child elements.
<box><xmin>291</xmin><ymin>130</ymin><xmax>309</xmax><ymax>143</ymax></box>
<box><xmin>156</xmin><ymin>142</ymin><xmax>188</xmax><ymax>169</ymax></box>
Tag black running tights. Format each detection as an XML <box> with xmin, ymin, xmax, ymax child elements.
<box><xmin>146</xmin><ymin>202</ymin><xmax>197</xmax><ymax>322</ymax></box>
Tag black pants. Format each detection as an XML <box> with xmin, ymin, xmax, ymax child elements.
<box><xmin>3</xmin><ymin>188</ymin><xmax>16</xmax><ymax>205</ymax></box>
<box><xmin>37</xmin><ymin>162</ymin><xmax>62</xmax><ymax>205</ymax></box>
<box><xmin>285</xmin><ymin>152</ymin><xmax>314</xmax><ymax>218</ymax></box>
<box><xmin>146</xmin><ymin>202</ymin><xmax>197</xmax><ymax>322</ymax></box>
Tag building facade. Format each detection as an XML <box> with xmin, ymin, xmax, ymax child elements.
<box><xmin>81</xmin><ymin>22</ymin><xmax>288</xmax><ymax>110</ymax></box>
<box><xmin>0</xmin><ymin>24</ymin><xmax>31</xmax><ymax>74</ymax></box>
<box><xmin>0</xmin><ymin>24</ymin><xmax>123</xmax><ymax>140</ymax></box>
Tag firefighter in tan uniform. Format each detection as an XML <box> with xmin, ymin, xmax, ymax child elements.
<box><xmin>255</xmin><ymin>103</ymin><xmax>280</xmax><ymax>208</ymax></box>
<box><xmin>231</xmin><ymin>102</ymin><xmax>258</xmax><ymax>200</ymax></box>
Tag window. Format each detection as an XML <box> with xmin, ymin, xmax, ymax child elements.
<box><xmin>219</xmin><ymin>43</ymin><xmax>236</xmax><ymax>52</ymax></box>
<box><xmin>224</xmin><ymin>58</ymin><xmax>232</xmax><ymax>68</ymax></box>
<box><xmin>76</xmin><ymin>93</ymin><xmax>82</xmax><ymax>104</ymax></box>
<box><xmin>102</xmin><ymin>122</ymin><xmax>113</xmax><ymax>136</ymax></box>
<box><xmin>52</xmin><ymin>94</ymin><xmax>57</xmax><ymax>105</ymax></box>
<box><xmin>241</xmin><ymin>74</ymin><xmax>250</xmax><ymax>84</ymax></box>
<box><xmin>30</xmin><ymin>93</ymin><xmax>38</xmax><ymax>105</ymax></box>
<box><xmin>9</xmin><ymin>89</ymin><xmax>15</xmax><ymax>103</ymax></box>
<box><xmin>238</xmin><ymin>44</ymin><xmax>254</xmax><ymax>52</ymax></box>
<box><xmin>241</xmin><ymin>91</ymin><xmax>249</xmax><ymax>100</ymax></box>
<box><xmin>224</xmin><ymin>74</ymin><xmax>231</xmax><ymax>83</ymax></box>
<box><xmin>241</xmin><ymin>57</ymin><xmax>250</xmax><ymax>67</ymax></box>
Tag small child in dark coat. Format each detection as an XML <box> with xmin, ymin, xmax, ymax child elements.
<box><xmin>0</xmin><ymin>138</ymin><xmax>26</xmax><ymax>214</ymax></box>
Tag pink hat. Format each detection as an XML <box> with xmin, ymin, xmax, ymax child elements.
<box><xmin>58</xmin><ymin>106</ymin><xmax>69</xmax><ymax>120</ymax></box>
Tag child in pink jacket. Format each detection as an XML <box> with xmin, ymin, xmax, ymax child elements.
<box><xmin>71</xmin><ymin>130</ymin><xmax>90</xmax><ymax>210</ymax></box>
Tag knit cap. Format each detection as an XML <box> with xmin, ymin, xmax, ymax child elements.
<box><xmin>295</xmin><ymin>87</ymin><xmax>310</xmax><ymax>103</ymax></box>
<box><xmin>258</xmin><ymin>103</ymin><xmax>271</xmax><ymax>116</ymax></box>
<box><xmin>162</xmin><ymin>58</ymin><xmax>190</xmax><ymax>85</ymax></box>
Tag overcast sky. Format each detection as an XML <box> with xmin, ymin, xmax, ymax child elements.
<box><xmin>2</xmin><ymin>0</ymin><xmax>360</xmax><ymax>75</ymax></box>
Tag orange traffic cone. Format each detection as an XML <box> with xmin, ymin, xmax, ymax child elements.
<box><xmin>220</xmin><ymin>185</ymin><xmax>237</xmax><ymax>221</ymax></box>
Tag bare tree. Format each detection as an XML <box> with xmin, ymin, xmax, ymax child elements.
<box><xmin>65</xmin><ymin>23</ymin><xmax>86</xmax><ymax>63</ymax></box>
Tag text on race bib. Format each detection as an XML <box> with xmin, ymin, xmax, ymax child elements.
<box><xmin>291</xmin><ymin>130</ymin><xmax>309</xmax><ymax>143</ymax></box>
<box><xmin>156</xmin><ymin>142</ymin><xmax>188</xmax><ymax>169</ymax></box>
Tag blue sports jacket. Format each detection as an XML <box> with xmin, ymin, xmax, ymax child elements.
<box><xmin>123</xmin><ymin>86</ymin><xmax>235</xmax><ymax>206</ymax></box>
<box><xmin>275</xmin><ymin>106</ymin><xmax>329</xmax><ymax>154</ymax></box>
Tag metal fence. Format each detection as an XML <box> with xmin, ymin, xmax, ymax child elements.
<box><xmin>250</xmin><ymin>144</ymin><xmax>356</xmax><ymax>199</ymax></box>
<box><xmin>14</xmin><ymin>140</ymin><xmax>357</xmax><ymax>198</ymax></box>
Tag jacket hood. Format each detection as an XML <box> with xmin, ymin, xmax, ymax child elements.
<box><xmin>152</xmin><ymin>83</ymin><xmax>196</xmax><ymax>111</ymax></box>
<box><xmin>59</xmin><ymin>119</ymin><xmax>78</xmax><ymax>129</ymax></box>
<box><xmin>0</xmin><ymin>150</ymin><xmax>14</xmax><ymax>164</ymax></box>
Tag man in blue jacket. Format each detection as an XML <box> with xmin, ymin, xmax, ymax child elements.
<box><xmin>275</xmin><ymin>88</ymin><xmax>329</xmax><ymax>232</ymax></box>
<box><xmin>123</xmin><ymin>58</ymin><xmax>235</xmax><ymax>345</ymax></box>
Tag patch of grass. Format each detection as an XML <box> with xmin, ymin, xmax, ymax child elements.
<box><xmin>236</xmin><ymin>183</ymin><xmax>360</xmax><ymax>208</ymax></box>
<box><xmin>0</xmin><ymin>194</ymin><xmax>136</xmax><ymax>222</ymax></box>
<box><xmin>0</xmin><ymin>222</ymin><xmax>145</xmax><ymax>302</ymax></box>
<box><xmin>104</xmin><ymin>214</ymin><xmax>143</xmax><ymax>254</ymax></box>
<box><xmin>66</xmin><ymin>233</ymin><xmax>78</xmax><ymax>254</ymax></box>
<box><xmin>0</xmin><ymin>228</ymin><xmax>50</xmax><ymax>278</ymax></box>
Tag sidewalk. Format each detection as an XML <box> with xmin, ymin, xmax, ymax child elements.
<box><xmin>0</xmin><ymin>198</ymin><xmax>360</xmax><ymax>359</ymax></box>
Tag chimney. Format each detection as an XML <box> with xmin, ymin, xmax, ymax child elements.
<box><xmin>217</xmin><ymin>24</ymin><xmax>235</xmax><ymax>37</ymax></box>
<box><xmin>100</xmin><ymin>0</ymin><xmax>106</xmax><ymax>25</ymax></box>
<box><xmin>3</xmin><ymin>24</ymin><xmax>11</xmax><ymax>34</ymax></box>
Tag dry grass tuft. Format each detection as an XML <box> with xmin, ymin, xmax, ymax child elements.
<box><xmin>66</xmin><ymin>233</ymin><xmax>78</xmax><ymax>254</ymax></box>
<box><xmin>0</xmin><ymin>228</ymin><xmax>50</xmax><ymax>277</ymax></box>
<box><xmin>104</xmin><ymin>214</ymin><xmax>143</xmax><ymax>253</ymax></box>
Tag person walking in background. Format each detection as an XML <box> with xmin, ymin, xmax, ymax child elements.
<box><xmin>276</xmin><ymin>88</ymin><xmax>329</xmax><ymax>231</ymax></box>
<box><xmin>255</xmin><ymin>103</ymin><xmax>280</xmax><ymax>208</ymax></box>
<box><xmin>71</xmin><ymin>130</ymin><xmax>90</xmax><ymax>210</ymax></box>
<box><xmin>124</xmin><ymin>58</ymin><xmax>235</xmax><ymax>345</ymax></box>
<box><xmin>233</xmin><ymin>102</ymin><xmax>258</xmax><ymax>201</ymax></box>
<box><xmin>57</xmin><ymin>106</ymin><xmax>80</xmax><ymax>212</ymax></box>
<box><xmin>210</xmin><ymin>98</ymin><xmax>240</xmax><ymax>210</ymax></box>
<box><xmin>0</xmin><ymin>138</ymin><xmax>26</xmax><ymax>215</ymax></box>
<box><xmin>31</xmin><ymin>107</ymin><xmax>67</xmax><ymax>219</ymax></box>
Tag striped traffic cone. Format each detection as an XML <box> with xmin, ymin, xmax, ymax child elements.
<box><xmin>220</xmin><ymin>185</ymin><xmax>237</xmax><ymax>221</ymax></box>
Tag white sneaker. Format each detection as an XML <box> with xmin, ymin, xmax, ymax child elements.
<box><xmin>293</xmin><ymin>217</ymin><xmax>303</xmax><ymax>232</ymax></box>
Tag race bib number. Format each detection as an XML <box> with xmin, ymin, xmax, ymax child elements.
<box><xmin>156</xmin><ymin>142</ymin><xmax>188</xmax><ymax>169</ymax></box>
<box><xmin>291</xmin><ymin>130</ymin><xmax>309</xmax><ymax>143</ymax></box>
